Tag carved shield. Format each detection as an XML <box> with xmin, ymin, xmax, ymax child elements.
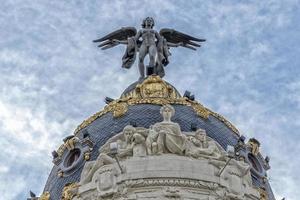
<box><xmin>95</xmin><ymin>166</ymin><xmax>118</xmax><ymax>197</ymax></box>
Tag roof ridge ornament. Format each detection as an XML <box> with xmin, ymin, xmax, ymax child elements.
<box><xmin>93</xmin><ymin>17</ymin><xmax>205</xmax><ymax>79</ymax></box>
<box><xmin>73</xmin><ymin>76</ymin><xmax>239</xmax><ymax>136</ymax></box>
<box><xmin>122</xmin><ymin>75</ymin><xmax>181</xmax><ymax>99</ymax></box>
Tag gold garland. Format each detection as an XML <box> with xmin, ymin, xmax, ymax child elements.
<box><xmin>258</xmin><ymin>187</ymin><xmax>268</xmax><ymax>200</ymax></box>
<box><xmin>73</xmin><ymin>76</ymin><xmax>239</xmax><ymax>136</ymax></box>
<box><xmin>39</xmin><ymin>191</ymin><xmax>50</xmax><ymax>200</ymax></box>
<box><xmin>61</xmin><ymin>183</ymin><xmax>79</xmax><ymax>200</ymax></box>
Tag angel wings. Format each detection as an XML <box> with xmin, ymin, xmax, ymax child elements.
<box><xmin>93</xmin><ymin>18</ymin><xmax>205</xmax><ymax>79</ymax></box>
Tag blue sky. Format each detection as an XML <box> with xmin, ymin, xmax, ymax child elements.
<box><xmin>0</xmin><ymin>0</ymin><xmax>299</xmax><ymax>199</ymax></box>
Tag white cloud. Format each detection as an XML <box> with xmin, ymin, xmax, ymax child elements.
<box><xmin>0</xmin><ymin>176</ymin><xmax>26</xmax><ymax>200</ymax></box>
<box><xmin>0</xmin><ymin>0</ymin><xmax>299</xmax><ymax>199</ymax></box>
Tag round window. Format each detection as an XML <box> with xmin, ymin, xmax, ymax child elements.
<box><xmin>64</xmin><ymin>149</ymin><xmax>81</xmax><ymax>168</ymax></box>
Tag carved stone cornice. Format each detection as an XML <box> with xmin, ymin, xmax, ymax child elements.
<box><xmin>122</xmin><ymin>178</ymin><xmax>218</xmax><ymax>190</ymax></box>
<box><xmin>78</xmin><ymin>153</ymin><xmax>259</xmax><ymax>200</ymax></box>
<box><xmin>73</xmin><ymin>76</ymin><xmax>239</xmax><ymax>136</ymax></box>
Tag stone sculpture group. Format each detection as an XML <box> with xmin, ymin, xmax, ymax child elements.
<box><xmin>73</xmin><ymin>105</ymin><xmax>258</xmax><ymax>200</ymax></box>
<box><xmin>81</xmin><ymin>104</ymin><xmax>225</xmax><ymax>184</ymax></box>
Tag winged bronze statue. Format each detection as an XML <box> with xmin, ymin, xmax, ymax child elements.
<box><xmin>93</xmin><ymin>17</ymin><xmax>205</xmax><ymax>79</ymax></box>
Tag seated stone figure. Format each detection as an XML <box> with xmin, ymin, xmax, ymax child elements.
<box><xmin>146</xmin><ymin>104</ymin><xmax>186</xmax><ymax>155</ymax></box>
<box><xmin>80</xmin><ymin>152</ymin><xmax>116</xmax><ymax>184</ymax></box>
<box><xmin>146</xmin><ymin>125</ymin><xmax>159</xmax><ymax>155</ymax></box>
<box><xmin>209</xmin><ymin>158</ymin><xmax>252</xmax><ymax>199</ymax></box>
<box><xmin>185</xmin><ymin>128</ymin><xmax>222</xmax><ymax>159</ymax></box>
<box><xmin>131</xmin><ymin>127</ymin><xmax>148</xmax><ymax>157</ymax></box>
<box><xmin>80</xmin><ymin>125</ymin><xmax>146</xmax><ymax>184</ymax></box>
<box><xmin>116</xmin><ymin>125</ymin><xmax>136</xmax><ymax>158</ymax></box>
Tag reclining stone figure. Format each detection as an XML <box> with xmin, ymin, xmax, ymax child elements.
<box><xmin>185</xmin><ymin>128</ymin><xmax>223</xmax><ymax>160</ymax></box>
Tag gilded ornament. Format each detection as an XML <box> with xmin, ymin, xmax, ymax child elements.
<box><xmin>58</xmin><ymin>171</ymin><xmax>63</xmax><ymax>177</ymax></box>
<box><xmin>111</xmin><ymin>102</ymin><xmax>128</xmax><ymax>118</ymax></box>
<box><xmin>61</xmin><ymin>183</ymin><xmax>79</xmax><ymax>200</ymax></box>
<box><xmin>209</xmin><ymin>111</ymin><xmax>240</xmax><ymax>134</ymax></box>
<box><xmin>65</xmin><ymin>137</ymin><xmax>79</xmax><ymax>151</ymax></box>
<box><xmin>258</xmin><ymin>187</ymin><xmax>268</xmax><ymax>200</ymax></box>
<box><xmin>73</xmin><ymin>76</ymin><xmax>240</xmax><ymax>136</ymax></box>
<box><xmin>57</xmin><ymin>144</ymin><xmax>66</xmax><ymax>158</ymax></box>
<box><xmin>189</xmin><ymin>101</ymin><xmax>210</xmax><ymax>119</ymax></box>
<box><xmin>55</xmin><ymin>137</ymin><xmax>79</xmax><ymax>158</ymax></box>
<box><xmin>84</xmin><ymin>152</ymin><xmax>90</xmax><ymax>161</ymax></box>
<box><xmin>247</xmin><ymin>138</ymin><xmax>260</xmax><ymax>156</ymax></box>
<box><xmin>39</xmin><ymin>191</ymin><xmax>50</xmax><ymax>200</ymax></box>
<box><xmin>135</xmin><ymin>75</ymin><xmax>179</xmax><ymax>99</ymax></box>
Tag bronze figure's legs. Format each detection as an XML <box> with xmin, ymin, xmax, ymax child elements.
<box><xmin>138</xmin><ymin>45</ymin><xmax>147</xmax><ymax>78</ymax></box>
<box><xmin>138</xmin><ymin>44</ymin><xmax>158</xmax><ymax>78</ymax></box>
<box><xmin>149</xmin><ymin>45</ymin><xmax>157</xmax><ymax>69</ymax></box>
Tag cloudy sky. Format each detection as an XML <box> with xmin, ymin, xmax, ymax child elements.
<box><xmin>0</xmin><ymin>0</ymin><xmax>299</xmax><ymax>199</ymax></box>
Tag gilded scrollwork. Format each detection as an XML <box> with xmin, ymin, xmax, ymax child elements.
<box><xmin>247</xmin><ymin>138</ymin><xmax>260</xmax><ymax>156</ymax></box>
<box><xmin>73</xmin><ymin>76</ymin><xmax>240</xmax><ymax>136</ymax></box>
<box><xmin>56</xmin><ymin>136</ymin><xmax>80</xmax><ymax>159</ymax></box>
<box><xmin>65</xmin><ymin>137</ymin><xmax>80</xmax><ymax>151</ymax></box>
<box><xmin>61</xmin><ymin>183</ymin><xmax>79</xmax><ymax>200</ymax></box>
<box><xmin>134</xmin><ymin>75</ymin><xmax>180</xmax><ymax>99</ymax></box>
<box><xmin>208</xmin><ymin>110</ymin><xmax>240</xmax><ymax>134</ymax></box>
<box><xmin>39</xmin><ymin>192</ymin><xmax>50</xmax><ymax>200</ymax></box>
<box><xmin>258</xmin><ymin>187</ymin><xmax>268</xmax><ymax>200</ymax></box>
<box><xmin>111</xmin><ymin>102</ymin><xmax>128</xmax><ymax>118</ymax></box>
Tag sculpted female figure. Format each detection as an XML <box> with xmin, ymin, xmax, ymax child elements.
<box><xmin>185</xmin><ymin>129</ymin><xmax>223</xmax><ymax>159</ymax></box>
<box><xmin>146</xmin><ymin>104</ymin><xmax>186</xmax><ymax>155</ymax></box>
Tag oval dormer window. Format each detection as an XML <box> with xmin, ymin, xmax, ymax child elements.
<box><xmin>64</xmin><ymin>148</ymin><xmax>81</xmax><ymax>168</ymax></box>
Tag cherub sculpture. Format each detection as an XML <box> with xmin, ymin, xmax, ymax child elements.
<box><xmin>93</xmin><ymin>17</ymin><xmax>205</xmax><ymax>79</ymax></box>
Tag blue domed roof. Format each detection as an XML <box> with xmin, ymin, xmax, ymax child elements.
<box><xmin>43</xmin><ymin>76</ymin><xmax>275</xmax><ymax>200</ymax></box>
